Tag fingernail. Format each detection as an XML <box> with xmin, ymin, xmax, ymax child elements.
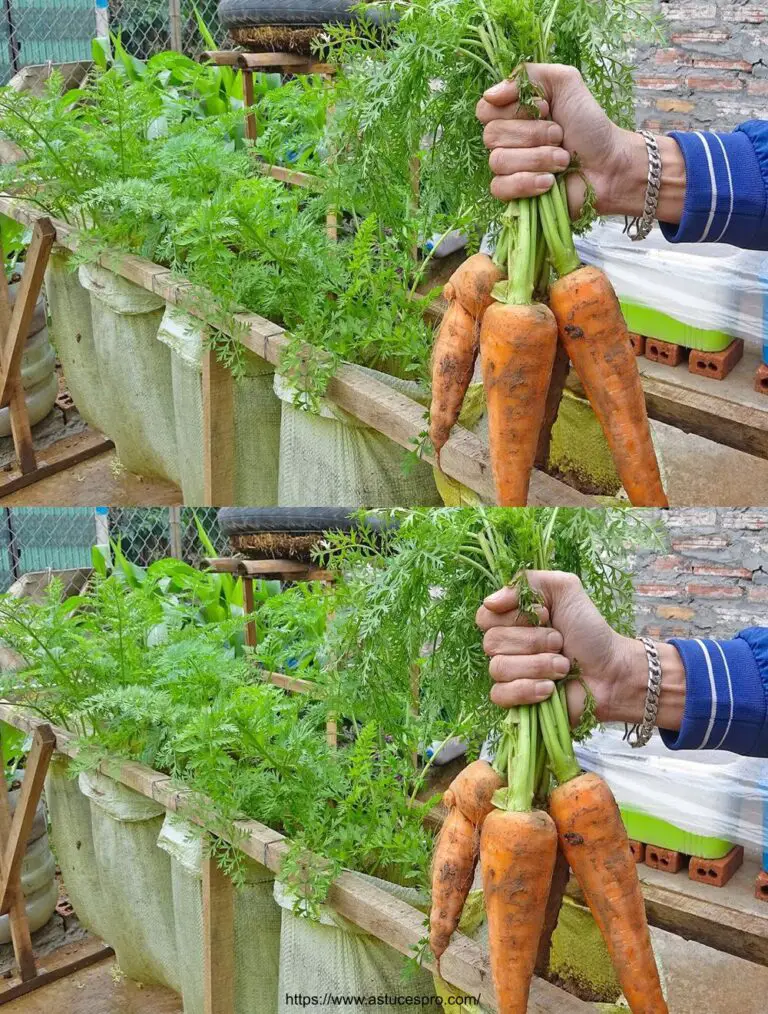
<box><xmin>536</xmin><ymin>173</ymin><xmax>555</xmax><ymax>190</ymax></box>
<box><xmin>547</xmin><ymin>630</ymin><xmax>563</xmax><ymax>651</ymax></box>
<box><xmin>484</xmin><ymin>588</ymin><xmax>507</xmax><ymax>605</ymax></box>
<box><xmin>484</xmin><ymin>82</ymin><xmax>508</xmax><ymax>99</ymax></box>
<box><xmin>552</xmin><ymin>655</ymin><xmax>571</xmax><ymax>675</ymax></box>
<box><xmin>553</xmin><ymin>149</ymin><xmax>570</xmax><ymax>169</ymax></box>
<box><xmin>535</xmin><ymin>680</ymin><xmax>556</xmax><ymax>700</ymax></box>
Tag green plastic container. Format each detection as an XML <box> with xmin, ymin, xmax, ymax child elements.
<box><xmin>620</xmin><ymin>299</ymin><xmax>732</xmax><ymax>353</ymax></box>
<box><xmin>620</xmin><ymin>806</ymin><xmax>732</xmax><ymax>861</ymax></box>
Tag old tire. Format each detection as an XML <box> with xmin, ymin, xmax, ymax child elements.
<box><xmin>218</xmin><ymin>0</ymin><xmax>383</xmax><ymax>27</ymax></box>
<box><xmin>217</xmin><ymin>507</ymin><xmax>386</xmax><ymax>535</ymax></box>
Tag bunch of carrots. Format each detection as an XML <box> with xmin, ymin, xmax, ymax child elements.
<box><xmin>427</xmin><ymin>518</ymin><xmax>668</xmax><ymax>1014</ymax></box>
<box><xmin>428</xmin><ymin>8</ymin><xmax>668</xmax><ymax>508</ymax></box>
<box><xmin>429</xmin><ymin>631</ymin><xmax>666</xmax><ymax>1008</ymax></box>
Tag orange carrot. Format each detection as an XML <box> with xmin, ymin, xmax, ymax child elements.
<box><xmin>549</xmin><ymin>771</ymin><xmax>668</xmax><ymax>1013</ymax></box>
<box><xmin>428</xmin><ymin>760</ymin><xmax>504</xmax><ymax>963</ymax></box>
<box><xmin>429</xmin><ymin>253</ymin><xmax>502</xmax><ymax>460</ymax></box>
<box><xmin>481</xmin><ymin>807</ymin><xmax>558</xmax><ymax>1014</ymax></box>
<box><xmin>548</xmin><ymin>265</ymin><xmax>668</xmax><ymax>508</ymax></box>
<box><xmin>429</xmin><ymin>806</ymin><xmax>478</xmax><ymax>964</ymax></box>
<box><xmin>442</xmin><ymin>758</ymin><xmax>504</xmax><ymax>825</ymax></box>
<box><xmin>480</xmin><ymin>301</ymin><xmax>558</xmax><ymax>506</ymax></box>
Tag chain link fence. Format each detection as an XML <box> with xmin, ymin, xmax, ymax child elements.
<box><xmin>1</xmin><ymin>0</ymin><xmax>226</xmax><ymax>85</ymax></box>
<box><xmin>0</xmin><ymin>507</ymin><xmax>228</xmax><ymax>591</ymax></box>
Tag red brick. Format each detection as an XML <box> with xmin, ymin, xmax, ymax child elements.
<box><xmin>635</xmin><ymin>584</ymin><xmax>679</xmax><ymax>599</ymax></box>
<box><xmin>672</xmin><ymin>536</ymin><xmax>729</xmax><ymax>551</ymax></box>
<box><xmin>722</xmin><ymin>8</ymin><xmax>766</xmax><ymax>22</ymax></box>
<box><xmin>655</xmin><ymin>47</ymin><xmax>690</xmax><ymax>65</ymax></box>
<box><xmin>629</xmin><ymin>840</ymin><xmax>646</xmax><ymax>863</ymax></box>
<box><xmin>688</xmin><ymin>339</ymin><xmax>744</xmax><ymax>380</ymax></box>
<box><xmin>748</xmin><ymin>80</ymin><xmax>768</xmax><ymax>97</ymax></box>
<box><xmin>748</xmin><ymin>586</ymin><xmax>768</xmax><ymax>602</ymax></box>
<box><xmin>636</xmin><ymin>76</ymin><xmax>680</xmax><ymax>91</ymax></box>
<box><xmin>653</xmin><ymin>554</ymin><xmax>686</xmax><ymax>571</ymax></box>
<box><xmin>628</xmin><ymin>332</ymin><xmax>646</xmax><ymax>356</ymax></box>
<box><xmin>656</xmin><ymin>604</ymin><xmax>696</xmax><ymax>621</ymax></box>
<box><xmin>671</xmin><ymin>30</ymin><xmax>730</xmax><ymax>43</ymax></box>
<box><xmin>686</xmin><ymin>74</ymin><xmax>745</xmax><ymax>93</ymax></box>
<box><xmin>755</xmin><ymin>871</ymin><xmax>768</xmax><ymax>903</ymax></box>
<box><xmin>691</xmin><ymin>564</ymin><xmax>752</xmax><ymax>579</ymax></box>
<box><xmin>646</xmin><ymin>846</ymin><xmax>685</xmax><ymax>874</ymax></box>
<box><xmin>689</xmin><ymin>846</ymin><xmax>743</xmax><ymax>888</ymax></box>
<box><xmin>656</xmin><ymin>97</ymin><xmax>695</xmax><ymax>113</ymax></box>
<box><xmin>691</xmin><ymin>57</ymin><xmax>753</xmax><ymax>72</ymax></box>
<box><xmin>666</xmin><ymin>5</ymin><xmax>717</xmax><ymax>22</ymax></box>
<box><xmin>685</xmin><ymin>583</ymin><xmax>744</xmax><ymax>599</ymax></box>
<box><xmin>645</xmin><ymin>337</ymin><xmax>686</xmax><ymax>367</ymax></box>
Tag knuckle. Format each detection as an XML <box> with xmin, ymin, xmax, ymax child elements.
<box><xmin>483</xmin><ymin>628</ymin><xmax>502</xmax><ymax>655</ymax></box>
<box><xmin>483</xmin><ymin>121</ymin><xmax>501</xmax><ymax>147</ymax></box>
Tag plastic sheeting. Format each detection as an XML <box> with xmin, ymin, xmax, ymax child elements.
<box><xmin>156</xmin><ymin>814</ymin><xmax>281</xmax><ymax>1014</ymax></box>
<box><xmin>576</xmin><ymin>725</ymin><xmax>768</xmax><ymax>855</ymax></box>
<box><xmin>274</xmin><ymin>369</ymin><xmax>441</xmax><ymax>507</ymax></box>
<box><xmin>274</xmin><ymin>875</ymin><xmax>437</xmax><ymax>1013</ymax></box>
<box><xmin>78</xmin><ymin>263</ymin><xmax>178</xmax><ymax>481</ymax></box>
<box><xmin>575</xmin><ymin>219</ymin><xmax>768</xmax><ymax>348</ymax></box>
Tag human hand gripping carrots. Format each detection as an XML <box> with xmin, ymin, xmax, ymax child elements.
<box><xmin>427</xmin><ymin>64</ymin><xmax>670</xmax><ymax>508</ymax></box>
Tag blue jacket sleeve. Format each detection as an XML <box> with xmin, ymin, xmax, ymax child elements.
<box><xmin>660</xmin><ymin>629</ymin><xmax>768</xmax><ymax>756</ymax></box>
<box><xmin>659</xmin><ymin>122</ymin><xmax>768</xmax><ymax>250</ymax></box>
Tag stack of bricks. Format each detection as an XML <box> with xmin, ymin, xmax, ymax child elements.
<box><xmin>634</xmin><ymin>0</ymin><xmax>768</xmax><ymax>132</ymax></box>
<box><xmin>633</xmin><ymin>508</ymin><xmax>768</xmax><ymax>640</ymax></box>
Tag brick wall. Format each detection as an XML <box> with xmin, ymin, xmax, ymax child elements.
<box><xmin>634</xmin><ymin>0</ymin><xmax>768</xmax><ymax>131</ymax></box>
<box><xmin>633</xmin><ymin>508</ymin><xmax>768</xmax><ymax>639</ymax></box>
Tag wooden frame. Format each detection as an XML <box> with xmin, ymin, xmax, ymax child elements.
<box><xmin>0</xmin><ymin>723</ymin><xmax>113</xmax><ymax>1003</ymax></box>
<box><xmin>0</xmin><ymin>197</ymin><xmax>590</xmax><ymax>508</ymax></box>
<box><xmin>0</xmin><ymin>704</ymin><xmax>592</xmax><ymax>1013</ymax></box>
<box><xmin>0</xmin><ymin>216</ymin><xmax>113</xmax><ymax>498</ymax></box>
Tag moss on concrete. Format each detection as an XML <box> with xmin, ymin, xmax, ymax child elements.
<box><xmin>549</xmin><ymin>897</ymin><xmax>622</xmax><ymax>1003</ymax></box>
<box><xmin>548</xmin><ymin>390</ymin><xmax>622</xmax><ymax>496</ymax></box>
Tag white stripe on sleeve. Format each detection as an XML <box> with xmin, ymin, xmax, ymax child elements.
<box><xmin>694</xmin><ymin>638</ymin><xmax>718</xmax><ymax>749</ymax></box>
<box><xmin>710</xmin><ymin>640</ymin><xmax>735</xmax><ymax>750</ymax></box>
<box><xmin>711</xmin><ymin>133</ymin><xmax>734</xmax><ymax>244</ymax></box>
<box><xmin>694</xmin><ymin>132</ymin><xmax>718</xmax><ymax>242</ymax></box>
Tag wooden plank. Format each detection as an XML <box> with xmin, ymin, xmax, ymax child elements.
<box><xmin>0</xmin><ymin>434</ymin><xmax>114</xmax><ymax>499</ymax></box>
<box><xmin>0</xmin><ymin>219</ymin><xmax>56</xmax><ymax>407</ymax></box>
<box><xmin>0</xmin><ymin>706</ymin><xmax>587</xmax><ymax>1012</ymax></box>
<box><xmin>238</xmin><ymin>559</ymin><xmax>312</xmax><ymax>576</ymax></box>
<box><xmin>0</xmin><ymin>199</ymin><xmax>592</xmax><ymax>505</ymax></box>
<box><xmin>265</xmin><ymin>671</ymin><xmax>317</xmax><ymax>695</ymax></box>
<box><xmin>0</xmin><ymin>945</ymin><xmax>114</xmax><ymax>1005</ymax></box>
<box><xmin>204</xmin><ymin>557</ymin><xmax>242</xmax><ymax>574</ymax></box>
<box><xmin>0</xmin><ymin>236</ymin><xmax>35</xmax><ymax>476</ymax></box>
<box><xmin>199</xmin><ymin>51</ymin><xmax>242</xmax><ymax>67</ymax></box>
<box><xmin>0</xmin><ymin>745</ymin><xmax>35</xmax><ymax>981</ymax></box>
<box><xmin>0</xmin><ymin>725</ymin><xmax>55</xmax><ymax>915</ymax></box>
<box><xmin>243</xmin><ymin>576</ymin><xmax>257</xmax><ymax>649</ymax></box>
<box><xmin>259</xmin><ymin>163</ymin><xmax>323</xmax><ymax>189</ymax></box>
<box><xmin>202</xmin><ymin>850</ymin><xmax>235</xmax><ymax>1014</ymax></box>
<box><xmin>237</xmin><ymin>52</ymin><xmax>312</xmax><ymax>69</ymax></box>
<box><xmin>243</xmin><ymin>70</ymin><xmax>257</xmax><ymax>143</ymax></box>
<box><xmin>202</xmin><ymin>349</ymin><xmax>235</xmax><ymax>507</ymax></box>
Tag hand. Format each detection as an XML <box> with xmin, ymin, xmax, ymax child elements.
<box><xmin>475</xmin><ymin>64</ymin><xmax>686</xmax><ymax>224</ymax></box>
<box><xmin>475</xmin><ymin>571</ymin><xmax>685</xmax><ymax>730</ymax></box>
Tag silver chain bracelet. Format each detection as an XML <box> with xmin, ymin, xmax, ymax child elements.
<box><xmin>623</xmin><ymin>130</ymin><xmax>663</xmax><ymax>242</ymax></box>
<box><xmin>624</xmin><ymin>637</ymin><xmax>663</xmax><ymax>748</ymax></box>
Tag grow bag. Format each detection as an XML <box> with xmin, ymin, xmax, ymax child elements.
<box><xmin>0</xmin><ymin>793</ymin><xmax>57</xmax><ymax>944</ymax></box>
<box><xmin>274</xmin><ymin>370</ymin><xmax>441</xmax><ymax>507</ymax></box>
<box><xmin>44</xmin><ymin>249</ymin><xmax>106</xmax><ymax>433</ymax></box>
<box><xmin>78</xmin><ymin>263</ymin><xmax>178</xmax><ymax>481</ymax></box>
<box><xmin>156</xmin><ymin>305</ymin><xmax>281</xmax><ymax>505</ymax></box>
<box><xmin>44</xmin><ymin>756</ymin><xmax>115</xmax><ymax>942</ymax></box>
<box><xmin>274</xmin><ymin>876</ymin><xmax>437</xmax><ymax>1013</ymax></box>
<box><xmin>157</xmin><ymin>815</ymin><xmax>281</xmax><ymax>1014</ymax></box>
<box><xmin>79</xmin><ymin>770</ymin><xmax>179</xmax><ymax>989</ymax></box>
<box><xmin>0</xmin><ymin>284</ymin><xmax>58</xmax><ymax>438</ymax></box>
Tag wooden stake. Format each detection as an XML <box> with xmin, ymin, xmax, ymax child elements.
<box><xmin>243</xmin><ymin>70</ymin><xmax>257</xmax><ymax>143</ymax></box>
<box><xmin>0</xmin><ymin>739</ymin><xmax>34</xmax><ymax>981</ymax></box>
<box><xmin>202</xmin><ymin>849</ymin><xmax>235</xmax><ymax>1014</ymax></box>
<box><xmin>243</xmin><ymin>576</ymin><xmax>257</xmax><ymax>649</ymax></box>
<box><xmin>202</xmin><ymin>348</ymin><xmax>235</xmax><ymax>507</ymax></box>
<box><xmin>168</xmin><ymin>0</ymin><xmax>182</xmax><ymax>52</ymax></box>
